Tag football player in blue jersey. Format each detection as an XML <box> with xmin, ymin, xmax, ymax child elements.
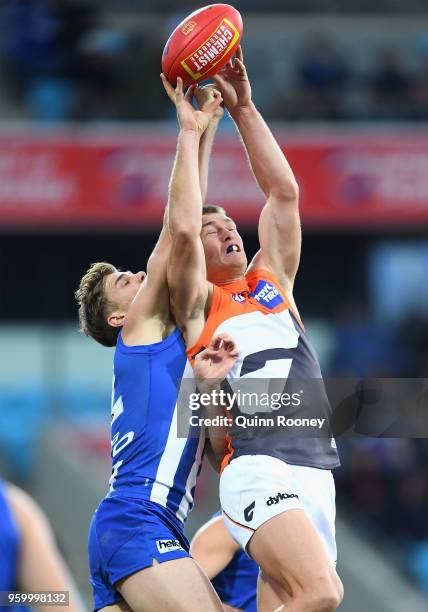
<box><xmin>0</xmin><ymin>479</ymin><xmax>81</xmax><ymax>612</ymax></box>
<box><xmin>76</xmin><ymin>89</ymin><xmax>243</xmax><ymax>612</ymax></box>
<box><xmin>191</xmin><ymin>511</ymin><xmax>258</xmax><ymax>612</ymax></box>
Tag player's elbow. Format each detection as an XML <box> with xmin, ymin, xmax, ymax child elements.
<box><xmin>270</xmin><ymin>179</ymin><xmax>299</xmax><ymax>203</ymax></box>
<box><xmin>170</xmin><ymin>220</ymin><xmax>202</xmax><ymax>240</ymax></box>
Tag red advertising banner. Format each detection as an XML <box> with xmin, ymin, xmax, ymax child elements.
<box><xmin>0</xmin><ymin>128</ymin><xmax>427</xmax><ymax>229</ymax></box>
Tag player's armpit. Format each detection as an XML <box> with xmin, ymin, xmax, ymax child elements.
<box><xmin>167</xmin><ymin>233</ymin><xmax>210</xmax><ymax>345</ymax></box>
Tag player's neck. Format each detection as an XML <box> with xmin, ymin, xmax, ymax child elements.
<box><xmin>213</xmin><ymin>274</ymin><xmax>248</xmax><ymax>294</ymax></box>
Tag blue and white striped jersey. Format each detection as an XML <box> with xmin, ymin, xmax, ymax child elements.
<box><xmin>107</xmin><ymin>329</ymin><xmax>204</xmax><ymax>523</ymax></box>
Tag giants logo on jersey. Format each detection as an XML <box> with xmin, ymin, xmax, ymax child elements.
<box><xmin>250</xmin><ymin>280</ymin><xmax>284</xmax><ymax>310</ymax></box>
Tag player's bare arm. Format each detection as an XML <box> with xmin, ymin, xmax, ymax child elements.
<box><xmin>161</xmin><ymin>75</ymin><xmax>222</xmax><ymax>345</ymax></box>
<box><xmin>214</xmin><ymin>47</ymin><xmax>301</xmax><ymax>294</ymax></box>
<box><xmin>191</xmin><ymin>514</ymin><xmax>241</xmax><ymax>581</ymax></box>
<box><xmin>6</xmin><ymin>484</ymin><xmax>82</xmax><ymax>612</ymax></box>
<box><xmin>110</xmin><ymin>207</ymin><xmax>174</xmax><ymax>346</ymax></box>
<box><xmin>196</xmin><ymin>86</ymin><xmax>225</xmax><ymax>204</ymax></box>
<box><xmin>111</xmin><ymin>88</ymin><xmax>223</xmax><ymax>347</ymax></box>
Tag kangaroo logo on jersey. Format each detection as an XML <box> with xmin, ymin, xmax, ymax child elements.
<box><xmin>250</xmin><ymin>280</ymin><xmax>283</xmax><ymax>310</ymax></box>
<box><xmin>156</xmin><ymin>539</ymin><xmax>184</xmax><ymax>554</ymax></box>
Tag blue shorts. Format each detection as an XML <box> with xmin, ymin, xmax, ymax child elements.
<box><xmin>88</xmin><ymin>496</ymin><xmax>190</xmax><ymax>611</ymax></box>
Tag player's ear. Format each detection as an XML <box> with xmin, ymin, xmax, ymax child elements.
<box><xmin>107</xmin><ymin>311</ymin><xmax>126</xmax><ymax>328</ymax></box>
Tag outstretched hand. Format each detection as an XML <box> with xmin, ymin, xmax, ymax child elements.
<box><xmin>212</xmin><ymin>46</ymin><xmax>252</xmax><ymax>115</ymax></box>
<box><xmin>161</xmin><ymin>74</ymin><xmax>223</xmax><ymax>134</ymax></box>
<box><xmin>193</xmin><ymin>333</ymin><xmax>238</xmax><ymax>388</ymax></box>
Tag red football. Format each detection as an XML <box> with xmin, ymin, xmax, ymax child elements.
<box><xmin>162</xmin><ymin>4</ymin><xmax>243</xmax><ymax>86</ymax></box>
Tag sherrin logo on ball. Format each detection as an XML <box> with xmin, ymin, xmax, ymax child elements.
<box><xmin>162</xmin><ymin>3</ymin><xmax>243</xmax><ymax>86</ymax></box>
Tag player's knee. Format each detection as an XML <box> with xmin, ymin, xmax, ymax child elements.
<box><xmin>302</xmin><ymin>574</ymin><xmax>342</xmax><ymax>611</ymax></box>
<box><xmin>303</xmin><ymin>592</ymin><xmax>341</xmax><ymax>612</ymax></box>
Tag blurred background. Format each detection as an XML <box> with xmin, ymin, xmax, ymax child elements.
<box><xmin>0</xmin><ymin>1</ymin><xmax>427</xmax><ymax>610</ymax></box>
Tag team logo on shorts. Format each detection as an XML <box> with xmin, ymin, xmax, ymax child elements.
<box><xmin>266</xmin><ymin>492</ymin><xmax>299</xmax><ymax>506</ymax></box>
<box><xmin>244</xmin><ymin>501</ymin><xmax>256</xmax><ymax>522</ymax></box>
<box><xmin>250</xmin><ymin>280</ymin><xmax>284</xmax><ymax>310</ymax></box>
<box><xmin>156</xmin><ymin>539</ymin><xmax>184</xmax><ymax>554</ymax></box>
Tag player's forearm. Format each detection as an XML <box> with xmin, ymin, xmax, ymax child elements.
<box><xmin>231</xmin><ymin>102</ymin><xmax>299</xmax><ymax>201</ymax></box>
<box><xmin>168</xmin><ymin>129</ymin><xmax>203</xmax><ymax>237</ymax></box>
<box><xmin>199</xmin><ymin>117</ymin><xmax>221</xmax><ymax>203</ymax></box>
<box><xmin>200</xmin><ymin>384</ymin><xmax>231</xmax><ymax>472</ymax></box>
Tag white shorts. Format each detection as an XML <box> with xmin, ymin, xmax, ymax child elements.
<box><xmin>220</xmin><ymin>454</ymin><xmax>337</xmax><ymax>564</ymax></box>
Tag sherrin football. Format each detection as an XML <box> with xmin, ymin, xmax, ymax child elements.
<box><xmin>162</xmin><ymin>4</ymin><xmax>243</xmax><ymax>86</ymax></box>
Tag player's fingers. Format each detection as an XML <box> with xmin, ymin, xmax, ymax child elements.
<box><xmin>216</xmin><ymin>332</ymin><xmax>235</xmax><ymax>344</ymax></box>
<box><xmin>235</xmin><ymin>58</ymin><xmax>246</xmax><ymax>74</ymax></box>
<box><xmin>215</xmin><ymin>333</ymin><xmax>237</xmax><ymax>354</ymax></box>
<box><xmin>176</xmin><ymin>76</ymin><xmax>184</xmax><ymax>96</ymax></box>
<box><xmin>224</xmin><ymin>342</ymin><xmax>238</xmax><ymax>357</ymax></box>
<box><xmin>212</xmin><ymin>73</ymin><xmax>227</xmax><ymax>88</ymax></box>
<box><xmin>224</xmin><ymin>340</ymin><xmax>238</xmax><ymax>352</ymax></box>
<box><xmin>184</xmin><ymin>83</ymin><xmax>196</xmax><ymax>102</ymax></box>
<box><xmin>205</xmin><ymin>93</ymin><xmax>223</xmax><ymax>115</ymax></box>
<box><xmin>160</xmin><ymin>73</ymin><xmax>176</xmax><ymax>100</ymax></box>
<box><xmin>236</xmin><ymin>45</ymin><xmax>244</xmax><ymax>63</ymax></box>
<box><xmin>209</xmin><ymin>335</ymin><xmax>223</xmax><ymax>351</ymax></box>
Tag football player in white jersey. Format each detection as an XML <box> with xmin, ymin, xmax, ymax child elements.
<box><xmin>162</xmin><ymin>47</ymin><xmax>344</xmax><ymax>612</ymax></box>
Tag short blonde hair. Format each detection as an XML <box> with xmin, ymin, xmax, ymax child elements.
<box><xmin>75</xmin><ymin>262</ymin><xmax>119</xmax><ymax>347</ymax></box>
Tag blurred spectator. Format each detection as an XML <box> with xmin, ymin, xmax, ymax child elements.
<box><xmin>278</xmin><ymin>35</ymin><xmax>349</xmax><ymax>120</ymax></box>
<box><xmin>0</xmin><ymin>0</ymin><xmax>145</xmax><ymax>121</ymax></box>
<box><xmin>0</xmin><ymin>0</ymin><xmax>96</xmax><ymax>120</ymax></box>
<box><xmin>369</xmin><ymin>48</ymin><xmax>413</xmax><ymax>119</ymax></box>
<box><xmin>329</xmin><ymin>302</ymin><xmax>398</xmax><ymax>377</ymax></box>
<box><xmin>411</xmin><ymin>38</ymin><xmax>428</xmax><ymax>120</ymax></box>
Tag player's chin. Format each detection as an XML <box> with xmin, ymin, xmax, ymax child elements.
<box><xmin>221</xmin><ymin>253</ymin><xmax>247</xmax><ymax>272</ymax></box>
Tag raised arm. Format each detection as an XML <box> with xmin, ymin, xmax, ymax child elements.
<box><xmin>214</xmin><ymin>48</ymin><xmax>301</xmax><ymax>292</ymax></box>
<box><xmin>197</xmin><ymin>87</ymin><xmax>224</xmax><ymax>204</ymax></box>
<box><xmin>125</xmin><ymin>87</ymin><xmax>222</xmax><ymax>345</ymax></box>
<box><xmin>121</xmin><ymin>211</ymin><xmax>173</xmax><ymax>345</ymax></box>
<box><xmin>161</xmin><ymin>76</ymin><xmax>222</xmax><ymax>345</ymax></box>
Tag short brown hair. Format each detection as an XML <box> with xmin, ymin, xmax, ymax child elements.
<box><xmin>75</xmin><ymin>262</ymin><xmax>120</xmax><ymax>347</ymax></box>
<box><xmin>202</xmin><ymin>204</ymin><xmax>226</xmax><ymax>216</ymax></box>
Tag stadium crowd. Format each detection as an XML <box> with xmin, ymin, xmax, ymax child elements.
<box><xmin>1</xmin><ymin>0</ymin><xmax>428</xmax><ymax>121</ymax></box>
